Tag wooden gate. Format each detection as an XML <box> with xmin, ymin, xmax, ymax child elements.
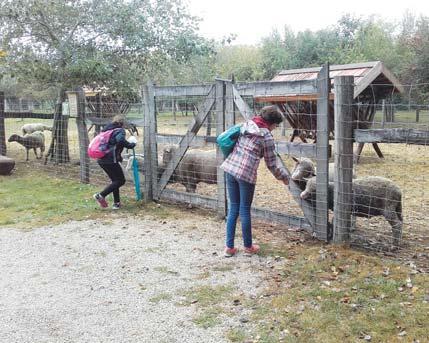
<box><xmin>142</xmin><ymin>67</ymin><xmax>331</xmax><ymax>241</ymax></box>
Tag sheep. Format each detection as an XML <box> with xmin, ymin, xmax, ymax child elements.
<box><xmin>22</xmin><ymin>123</ymin><xmax>52</xmax><ymax>135</ymax></box>
<box><xmin>8</xmin><ymin>131</ymin><xmax>45</xmax><ymax>161</ymax></box>
<box><xmin>300</xmin><ymin>176</ymin><xmax>403</xmax><ymax>247</ymax></box>
<box><xmin>123</xmin><ymin>146</ymin><xmax>217</xmax><ymax>193</ymax></box>
<box><xmin>291</xmin><ymin>157</ymin><xmax>355</xmax><ymax>184</ymax></box>
<box><xmin>161</xmin><ymin>145</ymin><xmax>217</xmax><ymax>193</ymax></box>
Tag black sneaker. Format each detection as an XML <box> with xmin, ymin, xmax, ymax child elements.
<box><xmin>112</xmin><ymin>202</ymin><xmax>121</xmax><ymax>210</ymax></box>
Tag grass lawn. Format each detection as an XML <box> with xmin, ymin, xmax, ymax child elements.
<box><xmin>0</xmin><ymin>167</ymin><xmax>171</xmax><ymax>229</ymax></box>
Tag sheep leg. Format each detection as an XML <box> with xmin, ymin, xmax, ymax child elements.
<box><xmin>33</xmin><ymin>147</ymin><xmax>39</xmax><ymax>159</ymax></box>
<box><xmin>384</xmin><ymin>211</ymin><xmax>403</xmax><ymax>247</ymax></box>
<box><xmin>26</xmin><ymin>148</ymin><xmax>30</xmax><ymax>161</ymax></box>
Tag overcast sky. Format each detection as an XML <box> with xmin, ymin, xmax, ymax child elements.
<box><xmin>186</xmin><ymin>0</ymin><xmax>429</xmax><ymax>45</ymax></box>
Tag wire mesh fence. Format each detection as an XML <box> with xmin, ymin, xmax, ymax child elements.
<box><xmin>1</xmin><ymin>68</ymin><xmax>428</xmax><ymax>267</ymax></box>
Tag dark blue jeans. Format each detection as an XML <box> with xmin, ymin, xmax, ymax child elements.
<box><xmin>225</xmin><ymin>173</ymin><xmax>256</xmax><ymax>249</ymax></box>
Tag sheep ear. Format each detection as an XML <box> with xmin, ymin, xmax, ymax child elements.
<box><xmin>292</xmin><ymin>156</ymin><xmax>299</xmax><ymax>162</ymax></box>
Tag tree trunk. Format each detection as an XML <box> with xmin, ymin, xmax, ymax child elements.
<box><xmin>44</xmin><ymin>88</ymin><xmax>70</xmax><ymax>164</ymax></box>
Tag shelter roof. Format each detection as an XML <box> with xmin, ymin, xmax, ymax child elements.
<box><xmin>258</xmin><ymin>61</ymin><xmax>403</xmax><ymax>102</ymax></box>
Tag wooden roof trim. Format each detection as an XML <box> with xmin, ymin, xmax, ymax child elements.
<box><xmin>278</xmin><ymin>61</ymin><xmax>379</xmax><ymax>75</ymax></box>
<box><xmin>353</xmin><ymin>61</ymin><xmax>404</xmax><ymax>98</ymax></box>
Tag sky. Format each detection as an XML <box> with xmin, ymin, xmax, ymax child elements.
<box><xmin>186</xmin><ymin>0</ymin><xmax>429</xmax><ymax>45</ymax></box>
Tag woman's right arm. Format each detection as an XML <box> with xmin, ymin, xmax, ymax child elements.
<box><xmin>263</xmin><ymin>134</ymin><xmax>289</xmax><ymax>182</ymax></box>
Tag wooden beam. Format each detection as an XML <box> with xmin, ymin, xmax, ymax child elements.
<box><xmin>156</xmin><ymin>133</ymin><xmax>216</xmax><ymax>146</ymax></box>
<box><xmin>157</xmin><ymin>85</ymin><xmax>216</xmax><ymax>197</ymax></box>
<box><xmin>251</xmin><ymin>207</ymin><xmax>311</xmax><ymax>231</ymax></box>
<box><xmin>254</xmin><ymin>93</ymin><xmax>335</xmax><ymax>103</ymax></box>
<box><xmin>160</xmin><ymin>189</ymin><xmax>218</xmax><ymax>209</ymax></box>
<box><xmin>232</xmin><ymin>86</ymin><xmax>253</xmax><ymax>120</ymax></box>
<box><xmin>154</xmin><ymin>84</ymin><xmax>213</xmax><ymax>97</ymax></box>
<box><xmin>354</xmin><ymin>128</ymin><xmax>429</xmax><ymax>145</ymax></box>
<box><xmin>275</xmin><ymin>141</ymin><xmax>331</xmax><ymax>159</ymax></box>
<box><xmin>4</xmin><ymin>112</ymin><xmax>54</xmax><ymax>119</ymax></box>
<box><xmin>235</xmin><ymin>80</ymin><xmax>317</xmax><ymax>97</ymax></box>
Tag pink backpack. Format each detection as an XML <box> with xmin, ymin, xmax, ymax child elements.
<box><xmin>87</xmin><ymin>128</ymin><xmax>119</xmax><ymax>159</ymax></box>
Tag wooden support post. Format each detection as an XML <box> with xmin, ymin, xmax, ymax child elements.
<box><xmin>220</xmin><ymin>80</ymin><xmax>235</xmax><ymax>218</ymax></box>
<box><xmin>333</xmin><ymin>76</ymin><xmax>354</xmax><ymax>244</ymax></box>
<box><xmin>0</xmin><ymin>92</ymin><xmax>5</xmax><ymax>156</ymax></box>
<box><xmin>372</xmin><ymin>143</ymin><xmax>384</xmax><ymax>159</ymax></box>
<box><xmin>216</xmin><ymin>80</ymin><xmax>227</xmax><ymax>218</ymax></box>
<box><xmin>316</xmin><ymin>64</ymin><xmax>330</xmax><ymax>241</ymax></box>
<box><xmin>381</xmin><ymin>99</ymin><xmax>386</xmax><ymax>128</ymax></box>
<box><xmin>72</xmin><ymin>88</ymin><xmax>90</xmax><ymax>183</ymax></box>
<box><xmin>416</xmin><ymin>108</ymin><xmax>420</xmax><ymax>123</ymax></box>
<box><xmin>142</xmin><ymin>82</ymin><xmax>158</xmax><ymax>202</ymax></box>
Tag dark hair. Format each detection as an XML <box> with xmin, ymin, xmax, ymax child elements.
<box><xmin>112</xmin><ymin>114</ymin><xmax>125</xmax><ymax>126</ymax></box>
<box><xmin>260</xmin><ymin>105</ymin><xmax>283</xmax><ymax>124</ymax></box>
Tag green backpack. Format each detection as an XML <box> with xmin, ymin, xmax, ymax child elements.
<box><xmin>216</xmin><ymin>124</ymin><xmax>242</xmax><ymax>157</ymax></box>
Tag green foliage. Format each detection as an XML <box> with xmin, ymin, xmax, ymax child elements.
<box><xmin>0</xmin><ymin>0</ymin><xmax>212</xmax><ymax>97</ymax></box>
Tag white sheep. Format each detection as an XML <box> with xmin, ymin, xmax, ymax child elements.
<box><xmin>8</xmin><ymin>131</ymin><xmax>45</xmax><ymax>161</ymax></box>
<box><xmin>22</xmin><ymin>123</ymin><xmax>52</xmax><ymax>135</ymax></box>
<box><xmin>291</xmin><ymin>157</ymin><xmax>355</xmax><ymax>183</ymax></box>
<box><xmin>300</xmin><ymin>176</ymin><xmax>403</xmax><ymax>247</ymax></box>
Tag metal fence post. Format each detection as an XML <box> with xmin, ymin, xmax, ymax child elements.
<box><xmin>333</xmin><ymin>76</ymin><xmax>354</xmax><ymax>243</ymax></box>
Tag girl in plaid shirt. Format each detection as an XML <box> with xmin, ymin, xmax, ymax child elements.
<box><xmin>221</xmin><ymin>105</ymin><xmax>289</xmax><ymax>257</ymax></box>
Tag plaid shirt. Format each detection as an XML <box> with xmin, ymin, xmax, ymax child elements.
<box><xmin>221</xmin><ymin>126</ymin><xmax>288</xmax><ymax>184</ymax></box>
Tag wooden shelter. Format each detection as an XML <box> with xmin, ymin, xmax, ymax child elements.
<box><xmin>256</xmin><ymin>61</ymin><xmax>404</xmax><ymax>159</ymax></box>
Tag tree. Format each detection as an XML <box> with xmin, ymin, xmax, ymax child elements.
<box><xmin>0</xmin><ymin>0</ymin><xmax>210</xmax><ymax>163</ymax></box>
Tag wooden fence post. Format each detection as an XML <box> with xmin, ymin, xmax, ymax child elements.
<box><xmin>0</xmin><ymin>92</ymin><xmax>5</xmax><ymax>156</ymax></box>
<box><xmin>381</xmin><ymin>99</ymin><xmax>386</xmax><ymax>128</ymax></box>
<box><xmin>72</xmin><ymin>88</ymin><xmax>90</xmax><ymax>183</ymax></box>
<box><xmin>316</xmin><ymin>64</ymin><xmax>330</xmax><ymax>241</ymax></box>
<box><xmin>333</xmin><ymin>76</ymin><xmax>354</xmax><ymax>243</ymax></box>
<box><xmin>142</xmin><ymin>81</ymin><xmax>158</xmax><ymax>202</ymax></box>
<box><xmin>216</xmin><ymin>79</ymin><xmax>227</xmax><ymax>217</ymax></box>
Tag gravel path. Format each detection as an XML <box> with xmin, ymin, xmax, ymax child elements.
<box><xmin>0</xmin><ymin>214</ymin><xmax>277</xmax><ymax>343</ymax></box>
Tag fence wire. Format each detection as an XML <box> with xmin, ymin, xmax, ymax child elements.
<box><xmin>1</xmin><ymin>79</ymin><xmax>428</xmax><ymax>267</ymax></box>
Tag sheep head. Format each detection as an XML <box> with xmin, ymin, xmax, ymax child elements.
<box><xmin>8</xmin><ymin>134</ymin><xmax>20</xmax><ymax>142</ymax></box>
<box><xmin>291</xmin><ymin>157</ymin><xmax>316</xmax><ymax>181</ymax></box>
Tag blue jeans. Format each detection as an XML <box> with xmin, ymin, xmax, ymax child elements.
<box><xmin>225</xmin><ymin>173</ymin><xmax>256</xmax><ymax>249</ymax></box>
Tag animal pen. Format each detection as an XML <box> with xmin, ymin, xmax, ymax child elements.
<box><xmin>0</xmin><ymin>63</ymin><xmax>428</xmax><ymax>262</ymax></box>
